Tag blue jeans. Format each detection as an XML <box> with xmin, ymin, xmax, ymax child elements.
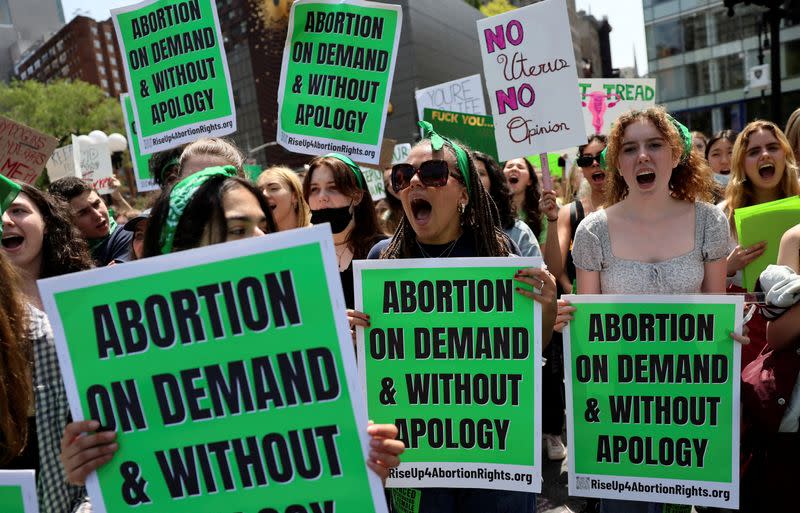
<box><xmin>391</xmin><ymin>488</ymin><xmax>536</xmax><ymax>513</ymax></box>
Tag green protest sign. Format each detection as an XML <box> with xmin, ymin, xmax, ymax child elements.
<box><xmin>112</xmin><ymin>0</ymin><xmax>236</xmax><ymax>154</ymax></box>
<box><xmin>423</xmin><ymin>108</ymin><xmax>498</xmax><ymax>162</ymax></box>
<box><xmin>562</xmin><ymin>295</ymin><xmax>742</xmax><ymax>509</ymax></box>
<box><xmin>354</xmin><ymin>258</ymin><xmax>543</xmax><ymax>492</ymax></box>
<box><xmin>39</xmin><ymin>226</ymin><xmax>388</xmax><ymax>513</ymax></box>
<box><xmin>526</xmin><ymin>153</ymin><xmax>563</xmax><ymax>178</ymax></box>
<box><xmin>735</xmin><ymin>195</ymin><xmax>800</xmax><ymax>291</ymax></box>
<box><xmin>277</xmin><ymin>0</ymin><xmax>402</xmax><ymax>165</ymax></box>
<box><xmin>120</xmin><ymin>93</ymin><xmax>157</xmax><ymax>192</ymax></box>
<box><xmin>0</xmin><ymin>471</ymin><xmax>38</xmax><ymax>513</ymax></box>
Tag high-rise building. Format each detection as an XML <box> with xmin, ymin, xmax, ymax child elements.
<box><xmin>644</xmin><ymin>0</ymin><xmax>800</xmax><ymax>133</ymax></box>
<box><xmin>0</xmin><ymin>0</ymin><xmax>65</xmax><ymax>80</ymax></box>
<box><xmin>14</xmin><ymin>16</ymin><xmax>126</xmax><ymax>98</ymax></box>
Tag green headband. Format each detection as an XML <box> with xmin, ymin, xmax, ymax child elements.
<box><xmin>159</xmin><ymin>157</ymin><xmax>180</xmax><ymax>181</ymax></box>
<box><xmin>324</xmin><ymin>153</ymin><xmax>366</xmax><ymax>190</ymax></box>
<box><xmin>418</xmin><ymin>120</ymin><xmax>471</xmax><ymax>195</ymax></box>
<box><xmin>0</xmin><ymin>175</ymin><xmax>21</xmax><ymax>238</ymax></box>
<box><xmin>159</xmin><ymin>166</ymin><xmax>237</xmax><ymax>255</ymax></box>
<box><xmin>598</xmin><ymin>114</ymin><xmax>692</xmax><ymax>169</ymax></box>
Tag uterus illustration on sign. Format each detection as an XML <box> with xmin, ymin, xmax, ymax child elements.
<box><xmin>582</xmin><ymin>91</ymin><xmax>621</xmax><ymax>135</ymax></box>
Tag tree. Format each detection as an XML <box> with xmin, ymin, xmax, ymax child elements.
<box><xmin>0</xmin><ymin>80</ymin><xmax>124</xmax><ymax>146</ymax></box>
<box><xmin>480</xmin><ymin>0</ymin><xmax>517</xmax><ymax>17</ymax></box>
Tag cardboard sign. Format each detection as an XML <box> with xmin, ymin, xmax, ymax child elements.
<box><xmin>423</xmin><ymin>108</ymin><xmax>498</xmax><ymax>162</ymax></box>
<box><xmin>477</xmin><ymin>0</ymin><xmax>586</xmax><ymax>160</ymax></box>
<box><xmin>735</xmin><ymin>195</ymin><xmax>800</xmax><ymax>291</ymax></box>
<box><xmin>562</xmin><ymin>294</ymin><xmax>742</xmax><ymax>509</ymax></box>
<box><xmin>38</xmin><ymin>225</ymin><xmax>389</xmax><ymax>513</ymax></box>
<box><xmin>355</xmin><ymin>257</ymin><xmax>543</xmax><ymax>492</ymax></box>
<box><xmin>120</xmin><ymin>94</ymin><xmax>157</xmax><ymax>192</ymax></box>
<box><xmin>0</xmin><ymin>470</ymin><xmax>38</xmax><ymax>513</ymax></box>
<box><xmin>360</xmin><ymin>166</ymin><xmax>385</xmax><ymax>201</ymax></box>
<box><xmin>46</xmin><ymin>145</ymin><xmax>80</xmax><ymax>182</ymax></box>
<box><xmin>415</xmin><ymin>74</ymin><xmax>486</xmax><ymax>123</ymax></box>
<box><xmin>72</xmin><ymin>135</ymin><xmax>114</xmax><ymax>195</ymax></box>
<box><xmin>112</xmin><ymin>0</ymin><xmax>237</xmax><ymax>154</ymax></box>
<box><xmin>277</xmin><ymin>0</ymin><xmax>402</xmax><ymax>165</ymax></box>
<box><xmin>0</xmin><ymin>116</ymin><xmax>58</xmax><ymax>185</ymax></box>
<box><xmin>578</xmin><ymin>79</ymin><xmax>656</xmax><ymax>136</ymax></box>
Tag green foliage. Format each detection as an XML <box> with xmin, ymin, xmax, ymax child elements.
<box><xmin>0</xmin><ymin>80</ymin><xmax>124</xmax><ymax>146</ymax></box>
<box><xmin>480</xmin><ymin>0</ymin><xmax>517</xmax><ymax>16</ymax></box>
<box><xmin>463</xmin><ymin>0</ymin><xmax>482</xmax><ymax>8</ymax></box>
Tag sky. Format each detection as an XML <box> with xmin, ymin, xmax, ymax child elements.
<box><xmin>61</xmin><ymin>0</ymin><xmax>648</xmax><ymax>75</ymax></box>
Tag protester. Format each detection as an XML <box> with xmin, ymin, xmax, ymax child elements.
<box><xmin>179</xmin><ymin>137</ymin><xmax>245</xmax><ymax>179</ymax></box>
<box><xmin>1</xmin><ymin>178</ymin><xmax>93</xmax><ymax>513</ymax></box>
<box><xmin>48</xmin><ymin>177</ymin><xmax>133</xmax><ymax>266</ymax></box>
<box><xmin>556</xmin><ymin>108</ymin><xmax>734</xmax><ymax>513</ymax></box>
<box><xmin>61</xmin><ymin>166</ymin><xmax>404</xmax><ymax>494</ymax></box>
<box><xmin>121</xmin><ymin>208</ymin><xmax>149</xmax><ymax>260</ymax></box>
<box><xmin>503</xmin><ymin>156</ymin><xmax>546</xmax><ymax>244</ymax></box>
<box><xmin>149</xmin><ymin>145</ymin><xmax>184</xmax><ymax>188</ymax></box>
<box><xmin>350</xmin><ymin>122</ymin><xmax>556</xmax><ymax>513</ymax></box>
<box><xmin>473</xmin><ymin>150</ymin><xmax>540</xmax><ymax>258</ymax></box>
<box><xmin>256</xmin><ymin>165</ymin><xmax>311</xmax><ymax>231</ymax></box>
<box><xmin>379</xmin><ymin>166</ymin><xmax>404</xmax><ymax>234</ymax></box>
<box><xmin>720</xmin><ymin>120</ymin><xmax>800</xmax><ymax>364</ymax></box>
<box><xmin>705</xmin><ymin>129</ymin><xmax>738</xmax><ymax>201</ymax></box>
<box><xmin>542</xmin><ymin>135</ymin><xmax>608</xmax><ymax>293</ymax></box>
<box><xmin>786</xmin><ymin>107</ymin><xmax>800</xmax><ymax>162</ymax></box>
<box><xmin>740</xmin><ymin>222</ymin><xmax>800</xmax><ymax>512</ymax></box>
<box><xmin>304</xmin><ymin>153</ymin><xmax>385</xmax><ymax>309</ymax></box>
<box><xmin>691</xmin><ymin>130</ymin><xmax>708</xmax><ymax>155</ymax></box>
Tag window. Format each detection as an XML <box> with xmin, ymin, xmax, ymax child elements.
<box><xmin>112</xmin><ymin>69</ymin><xmax>119</xmax><ymax>78</ymax></box>
<box><xmin>682</xmin><ymin>13</ymin><xmax>707</xmax><ymax>52</ymax></box>
<box><xmin>115</xmin><ymin>81</ymin><xmax>122</xmax><ymax>91</ymax></box>
<box><xmin>0</xmin><ymin>0</ymin><xmax>11</xmax><ymax>25</ymax></box>
<box><xmin>98</xmin><ymin>65</ymin><xmax>106</xmax><ymax>76</ymax></box>
<box><xmin>101</xmin><ymin>79</ymin><xmax>108</xmax><ymax>88</ymax></box>
<box><xmin>686</xmin><ymin>61</ymin><xmax>711</xmax><ymax>96</ymax></box>
<box><xmin>91</xmin><ymin>26</ymin><xmax>98</xmax><ymax>35</ymax></box>
<box><xmin>717</xmin><ymin>53</ymin><xmax>745</xmax><ymax>90</ymax></box>
<box><xmin>110</xmin><ymin>56</ymin><xmax>117</xmax><ymax>65</ymax></box>
<box><xmin>94</xmin><ymin>40</ymin><xmax>100</xmax><ymax>49</ymax></box>
<box><xmin>654</xmin><ymin>66</ymin><xmax>687</xmax><ymax>101</ymax></box>
<box><xmin>784</xmin><ymin>40</ymin><xmax>800</xmax><ymax>78</ymax></box>
<box><xmin>648</xmin><ymin>19</ymin><xmax>683</xmax><ymax>58</ymax></box>
<box><xmin>107</xmin><ymin>44</ymin><xmax>114</xmax><ymax>54</ymax></box>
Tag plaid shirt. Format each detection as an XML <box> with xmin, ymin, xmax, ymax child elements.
<box><xmin>29</xmin><ymin>305</ymin><xmax>90</xmax><ymax>513</ymax></box>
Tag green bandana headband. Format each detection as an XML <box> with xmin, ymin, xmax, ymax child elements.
<box><xmin>159</xmin><ymin>165</ymin><xmax>237</xmax><ymax>254</ymax></box>
<box><xmin>159</xmin><ymin>157</ymin><xmax>180</xmax><ymax>181</ymax></box>
<box><xmin>0</xmin><ymin>175</ymin><xmax>21</xmax><ymax>238</ymax></box>
<box><xmin>418</xmin><ymin>120</ymin><xmax>471</xmax><ymax>195</ymax></box>
<box><xmin>323</xmin><ymin>153</ymin><xmax>366</xmax><ymax>190</ymax></box>
<box><xmin>598</xmin><ymin>113</ymin><xmax>692</xmax><ymax>169</ymax></box>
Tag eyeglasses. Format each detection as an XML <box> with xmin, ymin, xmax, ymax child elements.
<box><xmin>576</xmin><ymin>154</ymin><xmax>602</xmax><ymax>167</ymax></box>
<box><xmin>391</xmin><ymin>160</ymin><xmax>451</xmax><ymax>192</ymax></box>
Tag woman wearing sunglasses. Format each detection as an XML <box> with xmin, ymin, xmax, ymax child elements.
<box><xmin>352</xmin><ymin>122</ymin><xmax>557</xmax><ymax>513</ymax></box>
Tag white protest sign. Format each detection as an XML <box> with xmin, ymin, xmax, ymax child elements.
<box><xmin>46</xmin><ymin>145</ymin><xmax>80</xmax><ymax>182</ymax></box>
<box><xmin>0</xmin><ymin>470</ymin><xmax>39</xmax><ymax>513</ymax></box>
<box><xmin>477</xmin><ymin>0</ymin><xmax>586</xmax><ymax>161</ymax></box>
<box><xmin>71</xmin><ymin>135</ymin><xmax>114</xmax><ymax>194</ymax></box>
<box><xmin>361</xmin><ymin>166</ymin><xmax>386</xmax><ymax>201</ymax></box>
<box><xmin>415</xmin><ymin>74</ymin><xmax>486</xmax><ymax>123</ymax></box>
<box><xmin>392</xmin><ymin>143</ymin><xmax>410</xmax><ymax>165</ymax></box>
<box><xmin>578</xmin><ymin>78</ymin><xmax>656</xmax><ymax>136</ymax></box>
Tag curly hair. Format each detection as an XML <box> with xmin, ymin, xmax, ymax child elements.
<box><xmin>304</xmin><ymin>155</ymin><xmax>384</xmax><ymax>260</ymax></box>
<box><xmin>142</xmin><ymin>176</ymin><xmax>277</xmax><ymax>257</ymax></box>
<box><xmin>380</xmin><ymin>140</ymin><xmax>511</xmax><ymax>258</ymax></box>
<box><xmin>724</xmin><ymin>119</ymin><xmax>800</xmax><ymax>227</ymax></box>
<box><xmin>473</xmin><ymin>151</ymin><xmax>515</xmax><ymax>230</ymax></box>
<box><xmin>257</xmin><ymin>166</ymin><xmax>311</xmax><ymax>229</ymax></box>
<box><xmin>0</xmin><ymin>254</ymin><xmax>31</xmax><ymax>464</ymax></box>
<box><xmin>602</xmin><ymin>107</ymin><xmax>715</xmax><ymax>206</ymax></box>
<box><xmin>149</xmin><ymin>145</ymin><xmax>185</xmax><ymax>188</ymax></box>
<box><xmin>19</xmin><ymin>184</ymin><xmax>93</xmax><ymax>278</ymax></box>
<box><xmin>504</xmin><ymin>157</ymin><xmax>543</xmax><ymax>238</ymax></box>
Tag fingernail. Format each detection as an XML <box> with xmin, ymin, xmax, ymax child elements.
<box><xmin>88</xmin><ymin>420</ymin><xmax>99</xmax><ymax>429</ymax></box>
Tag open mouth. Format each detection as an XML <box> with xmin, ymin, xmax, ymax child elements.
<box><xmin>591</xmin><ymin>171</ymin><xmax>605</xmax><ymax>184</ymax></box>
<box><xmin>410</xmin><ymin>198</ymin><xmax>432</xmax><ymax>223</ymax></box>
<box><xmin>269</xmin><ymin>204</ymin><xmax>277</xmax><ymax>210</ymax></box>
<box><xmin>508</xmin><ymin>176</ymin><xmax>519</xmax><ymax>185</ymax></box>
<box><xmin>1</xmin><ymin>235</ymin><xmax>23</xmax><ymax>250</ymax></box>
<box><xmin>635</xmin><ymin>171</ymin><xmax>656</xmax><ymax>185</ymax></box>
<box><xmin>719</xmin><ymin>169</ymin><xmax>730</xmax><ymax>175</ymax></box>
<box><xmin>96</xmin><ymin>219</ymin><xmax>108</xmax><ymax>230</ymax></box>
<box><xmin>758</xmin><ymin>163</ymin><xmax>775</xmax><ymax>179</ymax></box>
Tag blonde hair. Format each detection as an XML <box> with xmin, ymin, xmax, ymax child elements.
<box><xmin>785</xmin><ymin>108</ymin><xmax>800</xmax><ymax>161</ymax></box>
<box><xmin>256</xmin><ymin>166</ymin><xmax>311</xmax><ymax>228</ymax></box>
<box><xmin>179</xmin><ymin>137</ymin><xmax>244</xmax><ymax>172</ymax></box>
<box><xmin>561</xmin><ymin>163</ymin><xmax>584</xmax><ymax>203</ymax></box>
<box><xmin>724</xmin><ymin>120</ymin><xmax>800</xmax><ymax>227</ymax></box>
<box><xmin>603</xmin><ymin>107</ymin><xmax>715</xmax><ymax>206</ymax></box>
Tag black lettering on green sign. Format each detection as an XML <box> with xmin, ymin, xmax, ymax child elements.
<box><xmin>617</xmin><ymin>354</ymin><xmax>728</xmax><ymax>384</ymax></box>
<box><xmin>588</xmin><ymin>313</ymin><xmax>714</xmax><ymax>343</ymax></box>
<box><xmin>414</xmin><ymin>326</ymin><xmax>529</xmax><ymax>359</ymax></box>
<box><xmin>131</xmin><ymin>0</ymin><xmax>202</xmax><ymax>39</ymax></box>
<box><xmin>595</xmin><ymin>435</ymin><xmax>708</xmax><ymax>467</ymax></box>
<box><xmin>405</xmin><ymin>372</ymin><xmax>522</xmax><ymax>406</ymax></box>
<box><xmin>304</xmin><ymin>11</ymin><xmax>384</xmax><ymax>39</ymax></box>
<box><xmin>294</xmin><ymin>104</ymin><xmax>367</xmax><ymax>134</ymax></box>
<box><xmin>383</xmin><ymin>279</ymin><xmax>513</xmax><ymax>313</ymax></box>
<box><xmin>396</xmin><ymin>418</ymin><xmax>510</xmax><ymax>450</ymax></box>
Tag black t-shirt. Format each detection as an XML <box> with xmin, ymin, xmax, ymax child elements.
<box><xmin>91</xmin><ymin>224</ymin><xmax>133</xmax><ymax>266</ymax></box>
<box><xmin>2</xmin><ymin>416</ymin><xmax>38</xmax><ymax>472</ymax></box>
<box><xmin>367</xmin><ymin>231</ymin><xmax>519</xmax><ymax>260</ymax></box>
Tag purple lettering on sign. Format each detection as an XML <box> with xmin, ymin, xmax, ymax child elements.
<box><xmin>495</xmin><ymin>83</ymin><xmax>536</xmax><ymax>115</ymax></box>
<box><xmin>483</xmin><ymin>19</ymin><xmax>524</xmax><ymax>54</ymax></box>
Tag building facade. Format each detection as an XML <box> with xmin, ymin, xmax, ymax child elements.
<box><xmin>0</xmin><ymin>0</ymin><xmax>64</xmax><ymax>80</ymax></box>
<box><xmin>14</xmin><ymin>16</ymin><xmax>126</xmax><ymax>98</ymax></box>
<box><xmin>644</xmin><ymin>0</ymin><xmax>800</xmax><ymax>134</ymax></box>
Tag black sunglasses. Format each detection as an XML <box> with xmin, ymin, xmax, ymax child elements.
<box><xmin>576</xmin><ymin>154</ymin><xmax>602</xmax><ymax>167</ymax></box>
<box><xmin>391</xmin><ymin>160</ymin><xmax>451</xmax><ymax>192</ymax></box>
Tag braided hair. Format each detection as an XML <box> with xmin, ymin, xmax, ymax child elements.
<box><xmin>380</xmin><ymin>139</ymin><xmax>512</xmax><ymax>258</ymax></box>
